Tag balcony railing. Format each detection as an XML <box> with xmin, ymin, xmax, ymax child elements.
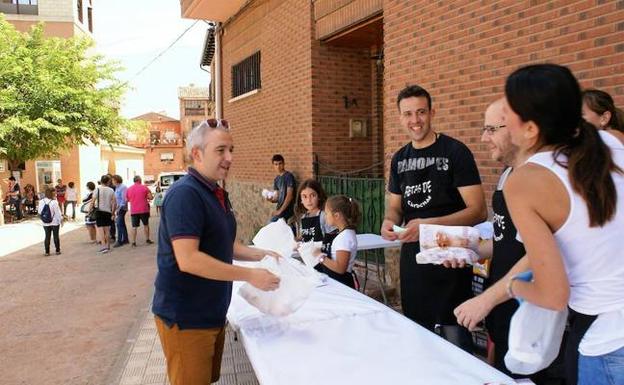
<box><xmin>0</xmin><ymin>1</ymin><xmax>38</xmax><ymax>15</ymax></box>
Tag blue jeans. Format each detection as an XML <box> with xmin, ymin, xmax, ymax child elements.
<box><xmin>115</xmin><ymin>207</ymin><xmax>128</xmax><ymax>244</ymax></box>
<box><xmin>579</xmin><ymin>346</ymin><xmax>624</xmax><ymax>385</ymax></box>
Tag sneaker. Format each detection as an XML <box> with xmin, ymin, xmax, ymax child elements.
<box><xmin>55</xmin><ymin>251</ymin><xmax>61</xmax><ymax>255</ymax></box>
<box><xmin>131</xmin><ymin>242</ymin><xmax>137</xmax><ymax>247</ymax></box>
<box><xmin>44</xmin><ymin>252</ymin><xmax>50</xmax><ymax>257</ymax></box>
<box><xmin>146</xmin><ymin>239</ymin><xmax>154</xmax><ymax>245</ymax></box>
<box><xmin>99</xmin><ymin>247</ymin><xmax>109</xmax><ymax>254</ymax></box>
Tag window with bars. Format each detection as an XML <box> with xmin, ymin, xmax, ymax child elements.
<box><xmin>77</xmin><ymin>0</ymin><xmax>83</xmax><ymax>23</ymax></box>
<box><xmin>231</xmin><ymin>51</ymin><xmax>261</xmax><ymax>98</ymax></box>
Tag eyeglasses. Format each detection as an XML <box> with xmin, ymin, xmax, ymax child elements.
<box><xmin>482</xmin><ymin>124</ymin><xmax>506</xmax><ymax>134</ymax></box>
<box><xmin>206</xmin><ymin>119</ymin><xmax>230</xmax><ymax>130</ymax></box>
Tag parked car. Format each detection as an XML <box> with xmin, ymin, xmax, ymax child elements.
<box><xmin>157</xmin><ymin>171</ymin><xmax>187</xmax><ymax>195</ymax></box>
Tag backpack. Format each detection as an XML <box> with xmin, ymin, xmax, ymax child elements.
<box><xmin>40</xmin><ymin>201</ymin><xmax>53</xmax><ymax>224</ymax></box>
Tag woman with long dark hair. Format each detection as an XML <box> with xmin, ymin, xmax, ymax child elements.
<box><xmin>582</xmin><ymin>88</ymin><xmax>624</xmax><ymax>132</ymax></box>
<box><xmin>455</xmin><ymin>64</ymin><xmax>624</xmax><ymax>385</ymax></box>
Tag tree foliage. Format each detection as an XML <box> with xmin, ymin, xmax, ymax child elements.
<box><xmin>0</xmin><ymin>16</ymin><xmax>131</xmax><ymax>168</ymax></box>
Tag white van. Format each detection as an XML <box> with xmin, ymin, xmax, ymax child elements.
<box><xmin>157</xmin><ymin>171</ymin><xmax>187</xmax><ymax>194</ymax></box>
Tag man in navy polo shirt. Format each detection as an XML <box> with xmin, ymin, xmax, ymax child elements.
<box><xmin>152</xmin><ymin>119</ymin><xmax>280</xmax><ymax>385</ymax></box>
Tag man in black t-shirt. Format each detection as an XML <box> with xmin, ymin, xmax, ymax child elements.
<box><xmin>7</xmin><ymin>176</ymin><xmax>23</xmax><ymax>220</ymax></box>
<box><xmin>266</xmin><ymin>154</ymin><xmax>296</xmax><ymax>223</ymax></box>
<box><xmin>380</xmin><ymin>85</ymin><xmax>487</xmax><ymax>350</ymax></box>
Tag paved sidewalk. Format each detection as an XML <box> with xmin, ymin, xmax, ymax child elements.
<box><xmin>115</xmin><ymin>309</ymin><xmax>259</xmax><ymax>385</ymax></box>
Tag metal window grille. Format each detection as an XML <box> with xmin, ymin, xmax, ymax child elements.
<box><xmin>231</xmin><ymin>51</ymin><xmax>261</xmax><ymax>98</ymax></box>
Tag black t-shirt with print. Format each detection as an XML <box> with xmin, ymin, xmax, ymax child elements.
<box><xmin>389</xmin><ymin>133</ymin><xmax>481</xmax><ymax>221</ymax></box>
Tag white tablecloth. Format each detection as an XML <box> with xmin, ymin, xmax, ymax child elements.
<box><xmin>228</xmin><ymin>261</ymin><xmax>515</xmax><ymax>385</ymax></box>
<box><xmin>356</xmin><ymin>233</ymin><xmax>401</xmax><ymax>250</ymax></box>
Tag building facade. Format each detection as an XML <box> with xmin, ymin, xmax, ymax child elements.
<box><xmin>128</xmin><ymin>112</ymin><xmax>186</xmax><ymax>183</ymax></box>
<box><xmin>178</xmin><ymin>84</ymin><xmax>213</xmax><ymax>136</ymax></box>
<box><xmin>181</xmin><ymin>0</ymin><xmax>624</xmax><ymax>250</ymax></box>
<box><xmin>0</xmin><ymin>0</ymin><xmax>146</xmax><ymax>207</ymax></box>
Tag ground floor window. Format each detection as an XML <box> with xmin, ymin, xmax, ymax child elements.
<box><xmin>35</xmin><ymin>160</ymin><xmax>61</xmax><ymax>193</ymax></box>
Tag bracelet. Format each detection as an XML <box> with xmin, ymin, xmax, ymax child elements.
<box><xmin>506</xmin><ymin>276</ymin><xmax>517</xmax><ymax>299</ymax></box>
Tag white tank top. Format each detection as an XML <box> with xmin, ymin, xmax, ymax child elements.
<box><xmin>525</xmin><ymin>130</ymin><xmax>624</xmax><ymax>355</ymax></box>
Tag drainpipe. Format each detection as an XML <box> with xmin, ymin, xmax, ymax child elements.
<box><xmin>214</xmin><ymin>22</ymin><xmax>223</xmax><ymax>119</ymax></box>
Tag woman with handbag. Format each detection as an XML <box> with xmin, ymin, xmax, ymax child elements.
<box><xmin>92</xmin><ymin>175</ymin><xmax>117</xmax><ymax>254</ymax></box>
<box><xmin>454</xmin><ymin>64</ymin><xmax>624</xmax><ymax>385</ymax></box>
<box><xmin>81</xmin><ymin>182</ymin><xmax>97</xmax><ymax>243</ymax></box>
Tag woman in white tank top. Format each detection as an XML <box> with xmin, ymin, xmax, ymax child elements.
<box><xmin>455</xmin><ymin>64</ymin><xmax>624</xmax><ymax>385</ymax></box>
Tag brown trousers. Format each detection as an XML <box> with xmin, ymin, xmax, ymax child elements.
<box><xmin>155</xmin><ymin>316</ymin><xmax>226</xmax><ymax>385</ymax></box>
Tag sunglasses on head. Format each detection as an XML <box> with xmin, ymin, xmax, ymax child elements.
<box><xmin>206</xmin><ymin>119</ymin><xmax>230</xmax><ymax>129</ymax></box>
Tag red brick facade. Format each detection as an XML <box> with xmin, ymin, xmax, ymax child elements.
<box><xmin>383</xmin><ymin>0</ymin><xmax>624</xmax><ymax>197</ymax></box>
<box><xmin>129</xmin><ymin>113</ymin><xmax>185</xmax><ymax>181</ymax></box>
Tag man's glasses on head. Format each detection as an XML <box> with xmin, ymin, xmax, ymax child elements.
<box><xmin>482</xmin><ymin>124</ymin><xmax>506</xmax><ymax>135</ymax></box>
<box><xmin>205</xmin><ymin>119</ymin><xmax>230</xmax><ymax>130</ymax></box>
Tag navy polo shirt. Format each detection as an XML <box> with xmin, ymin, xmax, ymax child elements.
<box><xmin>152</xmin><ymin>167</ymin><xmax>237</xmax><ymax>329</ymax></box>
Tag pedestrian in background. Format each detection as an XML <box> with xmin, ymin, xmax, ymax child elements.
<box><xmin>38</xmin><ymin>187</ymin><xmax>63</xmax><ymax>256</ymax></box>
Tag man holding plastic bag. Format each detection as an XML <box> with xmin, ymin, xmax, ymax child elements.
<box><xmin>152</xmin><ymin>120</ymin><xmax>280</xmax><ymax>385</ymax></box>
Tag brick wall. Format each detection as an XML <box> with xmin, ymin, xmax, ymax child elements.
<box><xmin>311</xmin><ymin>43</ymin><xmax>377</xmax><ymax>174</ymax></box>
<box><xmin>383</xmin><ymin>0</ymin><xmax>624</xmax><ymax>199</ymax></box>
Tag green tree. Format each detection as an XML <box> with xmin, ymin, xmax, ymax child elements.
<box><xmin>0</xmin><ymin>16</ymin><xmax>131</xmax><ymax>170</ymax></box>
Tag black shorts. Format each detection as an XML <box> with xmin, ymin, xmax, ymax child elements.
<box><xmin>95</xmin><ymin>211</ymin><xmax>113</xmax><ymax>228</ymax></box>
<box><xmin>131</xmin><ymin>213</ymin><xmax>150</xmax><ymax>227</ymax></box>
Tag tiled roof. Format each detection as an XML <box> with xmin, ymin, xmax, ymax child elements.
<box><xmin>178</xmin><ymin>86</ymin><xmax>210</xmax><ymax>99</ymax></box>
<box><xmin>131</xmin><ymin>112</ymin><xmax>179</xmax><ymax>122</ymax></box>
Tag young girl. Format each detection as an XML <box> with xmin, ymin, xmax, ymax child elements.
<box><xmin>38</xmin><ymin>187</ymin><xmax>63</xmax><ymax>256</ymax></box>
<box><xmin>317</xmin><ymin>195</ymin><xmax>361</xmax><ymax>289</ymax></box>
<box><xmin>153</xmin><ymin>185</ymin><xmax>164</xmax><ymax>216</ymax></box>
<box><xmin>293</xmin><ymin>179</ymin><xmax>334</xmax><ymax>242</ymax></box>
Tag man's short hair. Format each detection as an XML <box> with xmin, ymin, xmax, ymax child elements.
<box><xmin>112</xmin><ymin>175</ymin><xmax>123</xmax><ymax>184</ymax></box>
<box><xmin>397</xmin><ymin>85</ymin><xmax>432</xmax><ymax>110</ymax></box>
<box><xmin>101</xmin><ymin>174</ymin><xmax>111</xmax><ymax>185</ymax></box>
<box><xmin>133</xmin><ymin>175</ymin><xmax>142</xmax><ymax>183</ymax></box>
<box><xmin>272</xmin><ymin>154</ymin><xmax>285</xmax><ymax>163</ymax></box>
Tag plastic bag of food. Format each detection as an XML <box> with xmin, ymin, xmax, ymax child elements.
<box><xmin>252</xmin><ymin>219</ymin><xmax>297</xmax><ymax>259</ymax></box>
<box><xmin>416</xmin><ymin>224</ymin><xmax>481</xmax><ymax>265</ymax></box>
<box><xmin>297</xmin><ymin>241</ymin><xmax>323</xmax><ymax>267</ymax></box>
<box><xmin>238</xmin><ymin>256</ymin><xmax>317</xmax><ymax>316</ymax></box>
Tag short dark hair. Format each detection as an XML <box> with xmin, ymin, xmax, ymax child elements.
<box><xmin>272</xmin><ymin>154</ymin><xmax>285</xmax><ymax>163</ymax></box>
<box><xmin>44</xmin><ymin>187</ymin><xmax>55</xmax><ymax>199</ymax></box>
<box><xmin>133</xmin><ymin>175</ymin><xmax>142</xmax><ymax>183</ymax></box>
<box><xmin>397</xmin><ymin>85</ymin><xmax>432</xmax><ymax>110</ymax></box>
<box><xmin>86</xmin><ymin>181</ymin><xmax>96</xmax><ymax>191</ymax></box>
<box><xmin>112</xmin><ymin>175</ymin><xmax>123</xmax><ymax>184</ymax></box>
<box><xmin>101</xmin><ymin>175</ymin><xmax>111</xmax><ymax>185</ymax></box>
<box><xmin>8</xmin><ymin>176</ymin><xmax>15</xmax><ymax>181</ymax></box>
<box><xmin>68</xmin><ymin>182</ymin><xmax>74</xmax><ymax>188</ymax></box>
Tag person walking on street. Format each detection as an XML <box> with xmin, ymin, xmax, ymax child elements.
<box><xmin>126</xmin><ymin>175</ymin><xmax>153</xmax><ymax>246</ymax></box>
<box><xmin>112</xmin><ymin>175</ymin><xmax>129</xmax><ymax>247</ymax></box>
<box><xmin>153</xmin><ymin>119</ymin><xmax>281</xmax><ymax>385</ymax></box>
<box><xmin>64</xmin><ymin>181</ymin><xmax>78</xmax><ymax>220</ymax></box>
<box><xmin>93</xmin><ymin>175</ymin><xmax>117</xmax><ymax>254</ymax></box>
<box><xmin>7</xmin><ymin>176</ymin><xmax>23</xmax><ymax>220</ymax></box>
<box><xmin>38</xmin><ymin>187</ymin><xmax>63</xmax><ymax>256</ymax></box>
<box><xmin>55</xmin><ymin>179</ymin><xmax>66</xmax><ymax>213</ymax></box>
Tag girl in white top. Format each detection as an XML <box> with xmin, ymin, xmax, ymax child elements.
<box><xmin>38</xmin><ymin>187</ymin><xmax>63</xmax><ymax>256</ymax></box>
<box><xmin>317</xmin><ymin>195</ymin><xmax>360</xmax><ymax>289</ymax></box>
<box><xmin>454</xmin><ymin>64</ymin><xmax>624</xmax><ymax>385</ymax></box>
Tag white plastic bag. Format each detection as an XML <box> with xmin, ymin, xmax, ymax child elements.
<box><xmin>297</xmin><ymin>241</ymin><xmax>323</xmax><ymax>267</ymax></box>
<box><xmin>238</xmin><ymin>256</ymin><xmax>317</xmax><ymax>317</ymax></box>
<box><xmin>416</xmin><ymin>224</ymin><xmax>481</xmax><ymax>265</ymax></box>
<box><xmin>504</xmin><ymin>302</ymin><xmax>568</xmax><ymax>375</ymax></box>
<box><xmin>252</xmin><ymin>219</ymin><xmax>297</xmax><ymax>259</ymax></box>
<box><xmin>416</xmin><ymin>247</ymin><xmax>480</xmax><ymax>265</ymax></box>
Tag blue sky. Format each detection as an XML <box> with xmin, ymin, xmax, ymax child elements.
<box><xmin>93</xmin><ymin>0</ymin><xmax>211</xmax><ymax>119</ymax></box>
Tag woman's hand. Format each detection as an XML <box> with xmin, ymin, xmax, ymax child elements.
<box><xmin>454</xmin><ymin>293</ymin><xmax>495</xmax><ymax>331</ymax></box>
